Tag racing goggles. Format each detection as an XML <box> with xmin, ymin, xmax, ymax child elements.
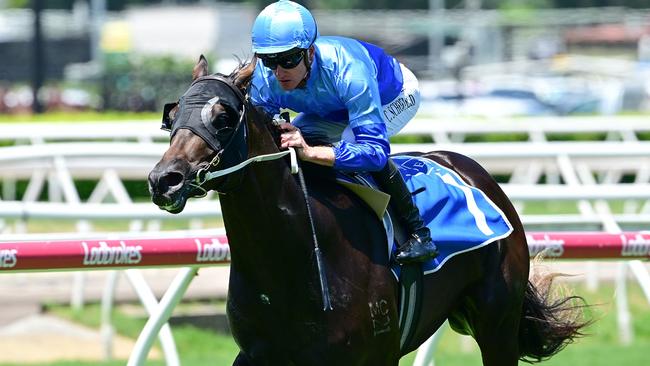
<box><xmin>258</xmin><ymin>49</ymin><xmax>305</xmax><ymax>70</ymax></box>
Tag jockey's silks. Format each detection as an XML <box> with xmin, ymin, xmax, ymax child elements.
<box><xmin>250</xmin><ymin>36</ymin><xmax>405</xmax><ymax>172</ymax></box>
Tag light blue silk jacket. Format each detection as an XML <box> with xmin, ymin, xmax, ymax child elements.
<box><xmin>250</xmin><ymin>36</ymin><xmax>404</xmax><ymax>172</ymax></box>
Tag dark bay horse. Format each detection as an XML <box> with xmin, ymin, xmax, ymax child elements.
<box><xmin>148</xmin><ymin>56</ymin><xmax>589</xmax><ymax>366</ymax></box>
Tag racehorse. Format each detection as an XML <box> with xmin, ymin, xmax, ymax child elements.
<box><xmin>148</xmin><ymin>55</ymin><xmax>590</xmax><ymax>366</ymax></box>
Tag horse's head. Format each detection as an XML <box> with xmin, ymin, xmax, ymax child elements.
<box><xmin>148</xmin><ymin>55</ymin><xmax>255</xmax><ymax>213</ymax></box>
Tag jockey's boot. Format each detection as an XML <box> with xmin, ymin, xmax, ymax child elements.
<box><xmin>372</xmin><ymin>159</ymin><xmax>439</xmax><ymax>264</ymax></box>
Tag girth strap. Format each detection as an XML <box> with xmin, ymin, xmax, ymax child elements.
<box><xmin>399</xmin><ymin>264</ymin><xmax>424</xmax><ymax>351</ymax></box>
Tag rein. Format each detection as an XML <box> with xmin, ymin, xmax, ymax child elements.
<box><xmin>195</xmin><ymin>148</ymin><xmax>298</xmax><ymax>186</ymax></box>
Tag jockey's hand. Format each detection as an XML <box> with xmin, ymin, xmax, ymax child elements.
<box><xmin>278</xmin><ymin>123</ymin><xmax>309</xmax><ymax>152</ymax></box>
<box><xmin>277</xmin><ymin>123</ymin><xmax>335</xmax><ymax>167</ymax></box>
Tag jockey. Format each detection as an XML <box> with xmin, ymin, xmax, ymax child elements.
<box><xmin>249</xmin><ymin>0</ymin><xmax>438</xmax><ymax>264</ymax></box>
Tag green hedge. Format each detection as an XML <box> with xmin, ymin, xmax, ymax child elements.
<box><xmin>0</xmin><ymin>179</ymin><xmax>151</xmax><ymax>202</ymax></box>
<box><xmin>101</xmin><ymin>53</ymin><xmax>199</xmax><ymax>112</ymax></box>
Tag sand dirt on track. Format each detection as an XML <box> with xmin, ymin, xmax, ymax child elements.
<box><xmin>0</xmin><ymin>314</ymin><xmax>160</xmax><ymax>363</ymax></box>
<box><xmin>0</xmin><ymin>267</ymin><xmax>230</xmax><ymax>363</ymax></box>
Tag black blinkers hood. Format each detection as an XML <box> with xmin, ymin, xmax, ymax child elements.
<box><xmin>170</xmin><ymin>77</ymin><xmax>244</xmax><ymax>153</ymax></box>
<box><xmin>166</xmin><ymin>76</ymin><xmax>249</xmax><ymax>191</ymax></box>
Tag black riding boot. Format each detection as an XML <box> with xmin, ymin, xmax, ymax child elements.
<box><xmin>372</xmin><ymin>159</ymin><xmax>438</xmax><ymax>264</ymax></box>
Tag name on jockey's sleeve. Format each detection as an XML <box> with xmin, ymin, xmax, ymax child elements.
<box><xmin>196</xmin><ymin>238</ymin><xmax>230</xmax><ymax>262</ymax></box>
<box><xmin>82</xmin><ymin>241</ymin><xmax>143</xmax><ymax>266</ymax></box>
<box><xmin>383</xmin><ymin>94</ymin><xmax>416</xmax><ymax>122</ymax></box>
<box><xmin>0</xmin><ymin>249</ymin><xmax>17</xmax><ymax>268</ymax></box>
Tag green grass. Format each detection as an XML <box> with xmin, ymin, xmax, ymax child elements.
<box><xmin>4</xmin><ymin>280</ymin><xmax>646</xmax><ymax>366</ymax></box>
<box><xmin>520</xmin><ymin>200</ymin><xmax>632</xmax><ymax>215</ymax></box>
<box><xmin>39</xmin><ymin>301</ymin><xmax>238</xmax><ymax>366</ymax></box>
<box><xmin>0</xmin><ymin>112</ymin><xmax>158</xmax><ymax>123</ymax></box>
<box><xmin>0</xmin><ymin>362</ymin><xmax>126</xmax><ymax>366</ymax></box>
<box><xmin>2</xmin><ymin>217</ymin><xmax>224</xmax><ymax>234</ymax></box>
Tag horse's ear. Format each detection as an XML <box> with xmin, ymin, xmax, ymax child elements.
<box><xmin>233</xmin><ymin>58</ymin><xmax>257</xmax><ymax>91</ymax></box>
<box><xmin>193</xmin><ymin>55</ymin><xmax>209</xmax><ymax>81</ymax></box>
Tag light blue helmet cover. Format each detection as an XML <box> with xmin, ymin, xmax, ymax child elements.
<box><xmin>251</xmin><ymin>0</ymin><xmax>318</xmax><ymax>54</ymax></box>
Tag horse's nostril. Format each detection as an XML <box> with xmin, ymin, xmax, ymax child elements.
<box><xmin>161</xmin><ymin>171</ymin><xmax>184</xmax><ymax>191</ymax></box>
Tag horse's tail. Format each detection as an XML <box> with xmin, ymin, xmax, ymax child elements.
<box><xmin>517</xmin><ymin>268</ymin><xmax>592</xmax><ymax>363</ymax></box>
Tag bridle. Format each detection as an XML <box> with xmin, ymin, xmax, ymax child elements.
<box><xmin>163</xmin><ymin>74</ymin><xmax>297</xmax><ymax>196</ymax></box>
<box><xmin>190</xmin><ymin>76</ymin><xmax>299</xmax><ymax>191</ymax></box>
<box><xmin>189</xmin><ymin>75</ymin><xmax>249</xmax><ymax>191</ymax></box>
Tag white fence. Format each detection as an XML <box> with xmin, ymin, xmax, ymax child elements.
<box><xmin>2</xmin><ymin>116</ymin><xmax>650</xmax><ymax>145</ymax></box>
<box><xmin>2</xmin><ymin>140</ymin><xmax>650</xmax><ymax>232</ymax></box>
<box><xmin>401</xmin><ymin>116</ymin><xmax>650</xmax><ymax>143</ymax></box>
<box><xmin>3</xmin><ymin>141</ymin><xmax>650</xmax><ymax>183</ymax></box>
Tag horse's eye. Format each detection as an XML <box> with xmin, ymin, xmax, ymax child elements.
<box><xmin>212</xmin><ymin>113</ymin><xmax>230</xmax><ymax>128</ymax></box>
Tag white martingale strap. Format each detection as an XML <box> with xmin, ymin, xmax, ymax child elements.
<box><xmin>202</xmin><ymin>147</ymin><xmax>298</xmax><ymax>182</ymax></box>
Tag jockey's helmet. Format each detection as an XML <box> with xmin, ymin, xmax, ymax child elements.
<box><xmin>251</xmin><ymin>0</ymin><xmax>318</xmax><ymax>55</ymax></box>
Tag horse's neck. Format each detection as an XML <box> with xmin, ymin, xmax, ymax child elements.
<box><xmin>219</xmin><ymin>118</ymin><xmax>312</xmax><ymax>269</ymax></box>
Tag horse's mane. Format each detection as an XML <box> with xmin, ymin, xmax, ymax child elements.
<box><xmin>223</xmin><ymin>56</ymin><xmax>257</xmax><ymax>93</ymax></box>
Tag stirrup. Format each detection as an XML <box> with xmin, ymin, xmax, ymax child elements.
<box><xmin>396</xmin><ymin>235</ymin><xmax>439</xmax><ymax>264</ymax></box>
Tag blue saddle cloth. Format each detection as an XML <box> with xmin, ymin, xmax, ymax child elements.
<box><xmin>338</xmin><ymin>155</ymin><xmax>513</xmax><ymax>277</ymax></box>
